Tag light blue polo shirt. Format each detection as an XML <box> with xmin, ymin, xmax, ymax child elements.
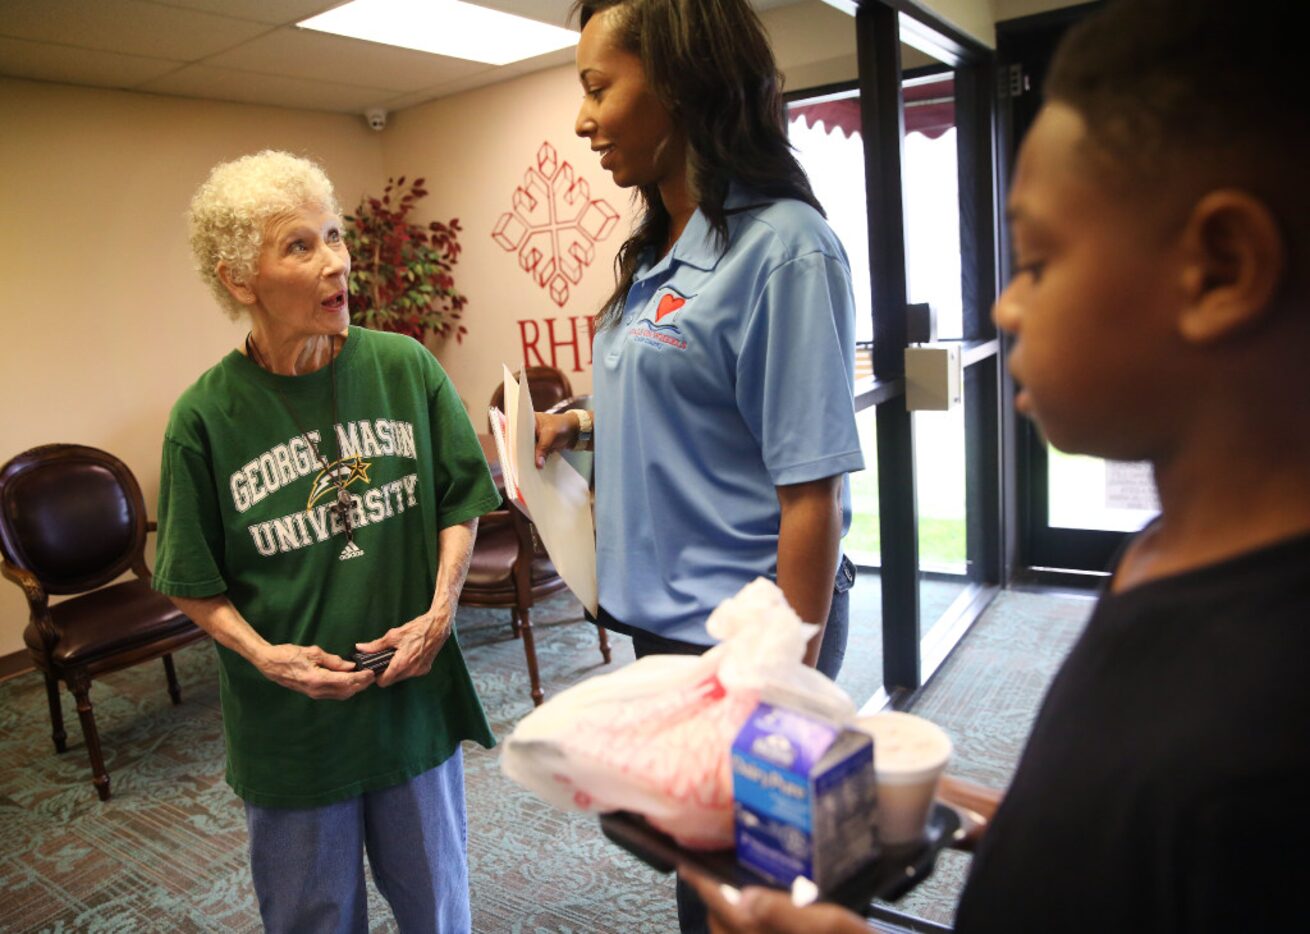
<box><xmin>593</xmin><ymin>185</ymin><xmax>865</xmax><ymax>644</ymax></box>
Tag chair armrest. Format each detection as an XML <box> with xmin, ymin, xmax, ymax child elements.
<box><xmin>1</xmin><ymin>558</ymin><xmax>48</xmax><ymax>612</ymax></box>
<box><xmin>1</xmin><ymin>558</ymin><xmax>56</xmax><ymax>645</ymax></box>
<box><xmin>134</xmin><ymin>518</ymin><xmax>161</xmax><ymax>582</ymax></box>
<box><xmin>546</xmin><ymin>394</ymin><xmax>591</xmax><ymax>415</ymax></box>
<box><xmin>504</xmin><ymin>504</ymin><xmax>542</xmax><ymax>603</ymax></box>
<box><xmin>505</xmin><ymin>504</ymin><xmax>539</xmax><ymax>552</ymax></box>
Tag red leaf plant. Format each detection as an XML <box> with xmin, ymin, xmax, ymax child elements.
<box><xmin>343</xmin><ymin>176</ymin><xmax>469</xmax><ymax>342</ymax></box>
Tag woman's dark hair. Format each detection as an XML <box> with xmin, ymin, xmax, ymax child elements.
<box><xmin>572</xmin><ymin>0</ymin><xmax>823</xmax><ymax>327</ymax></box>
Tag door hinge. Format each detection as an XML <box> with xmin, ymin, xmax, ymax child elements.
<box><xmin>1000</xmin><ymin>64</ymin><xmax>1028</xmax><ymax>99</ymax></box>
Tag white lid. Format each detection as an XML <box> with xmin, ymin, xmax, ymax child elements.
<box><xmin>854</xmin><ymin>712</ymin><xmax>952</xmax><ymax>780</ymax></box>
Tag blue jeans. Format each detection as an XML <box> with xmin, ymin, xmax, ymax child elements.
<box><xmin>627</xmin><ymin>555</ymin><xmax>856</xmax><ymax>933</ymax></box>
<box><xmin>244</xmin><ymin>749</ymin><xmax>469</xmax><ymax>934</ymax></box>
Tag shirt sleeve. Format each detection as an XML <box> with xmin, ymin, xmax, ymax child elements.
<box><xmin>426</xmin><ymin>365</ymin><xmax>502</xmax><ymax>529</ymax></box>
<box><xmin>735</xmin><ymin>251</ymin><xmax>866</xmax><ymax>486</ymax></box>
<box><xmin>153</xmin><ymin>436</ymin><xmax>228</xmax><ymax>598</ymax></box>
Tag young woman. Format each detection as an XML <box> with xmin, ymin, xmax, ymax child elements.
<box><xmin>539</xmin><ymin>0</ymin><xmax>863</xmax><ymax>671</ymax></box>
<box><xmin>535</xmin><ymin>3</ymin><xmax>865</xmax><ymax>928</ymax></box>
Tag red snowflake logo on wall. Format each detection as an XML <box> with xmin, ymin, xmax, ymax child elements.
<box><xmin>491</xmin><ymin>141</ymin><xmax>621</xmax><ymax>307</ymax></box>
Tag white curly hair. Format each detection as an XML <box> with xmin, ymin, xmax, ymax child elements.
<box><xmin>188</xmin><ymin>150</ymin><xmax>341</xmax><ymax>319</ymax></box>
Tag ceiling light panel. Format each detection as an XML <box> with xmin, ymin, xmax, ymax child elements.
<box><xmin>297</xmin><ymin>0</ymin><xmax>578</xmax><ymax>66</ymax></box>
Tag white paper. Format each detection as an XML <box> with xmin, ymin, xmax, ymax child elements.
<box><xmin>488</xmin><ymin>365</ymin><xmax>532</xmax><ymax>517</ymax></box>
<box><xmin>485</xmin><ymin>408</ymin><xmax>515</xmax><ymax>509</ymax></box>
<box><xmin>488</xmin><ymin>372</ymin><xmax>529</xmax><ymax>517</ymax></box>
<box><xmin>500</xmin><ymin>365</ymin><xmax>522</xmax><ymax>498</ymax></box>
<box><xmin>508</xmin><ymin>368</ymin><xmax>598</xmax><ymax>616</ymax></box>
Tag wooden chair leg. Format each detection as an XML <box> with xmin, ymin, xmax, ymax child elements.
<box><xmin>510</xmin><ymin>612</ymin><xmax>522</xmax><ymax>639</ymax></box>
<box><xmin>163</xmin><ymin>653</ymin><xmax>182</xmax><ymax>705</ymax></box>
<box><xmin>44</xmin><ymin>672</ymin><xmax>67</xmax><ymax>753</ymax></box>
<box><xmin>518</xmin><ymin>609</ymin><xmax>545</xmax><ymax>707</ymax></box>
<box><xmin>596</xmin><ymin>624</ymin><xmax>612</xmax><ymax>664</ymax></box>
<box><xmin>70</xmin><ymin>673</ymin><xmax>111</xmax><ymax>801</ymax></box>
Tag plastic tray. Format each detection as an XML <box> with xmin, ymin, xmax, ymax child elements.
<box><xmin>599</xmin><ymin>803</ymin><xmax>961</xmax><ymax>914</ymax></box>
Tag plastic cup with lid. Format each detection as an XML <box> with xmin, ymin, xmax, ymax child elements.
<box><xmin>854</xmin><ymin>711</ymin><xmax>953</xmax><ymax>845</ymax></box>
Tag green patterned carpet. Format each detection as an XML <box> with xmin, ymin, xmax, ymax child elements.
<box><xmin>0</xmin><ymin>588</ymin><xmax>1093</xmax><ymax>932</ymax></box>
<box><xmin>887</xmin><ymin>588</ymin><xmax>1095</xmax><ymax>927</ymax></box>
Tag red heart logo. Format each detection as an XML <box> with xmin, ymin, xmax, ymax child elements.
<box><xmin>655</xmin><ymin>294</ymin><xmax>686</xmax><ymax>322</ymax></box>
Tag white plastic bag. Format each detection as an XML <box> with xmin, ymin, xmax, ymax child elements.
<box><xmin>500</xmin><ymin>578</ymin><xmax>856</xmax><ymax>850</ymax></box>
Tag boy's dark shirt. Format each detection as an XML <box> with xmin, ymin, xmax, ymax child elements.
<box><xmin>954</xmin><ymin>531</ymin><xmax>1310</xmax><ymax>933</ymax></box>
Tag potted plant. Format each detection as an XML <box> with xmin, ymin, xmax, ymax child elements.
<box><xmin>344</xmin><ymin>176</ymin><xmax>469</xmax><ymax>342</ymax></box>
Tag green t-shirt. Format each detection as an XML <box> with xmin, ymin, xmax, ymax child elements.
<box><xmin>154</xmin><ymin>327</ymin><xmax>501</xmax><ymax>807</ymax></box>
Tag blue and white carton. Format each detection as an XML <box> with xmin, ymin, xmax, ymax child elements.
<box><xmin>731</xmin><ymin>701</ymin><xmax>879</xmax><ymax>891</ymax></box>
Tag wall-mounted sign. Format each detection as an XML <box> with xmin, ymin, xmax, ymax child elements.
<box><xmin>1104</xmin><ymin>460</ymin><xmax>1160</xmax><ymax>513</ymax></box>
<box><xmin>518</xmin><ymin>314</ymin><xmax>594</xmax><ymax>374</ymax></box>
<box><xmin>491</xmin><ymin>141</ymin><xmax>620</xmax><ymax>307</ymax></box>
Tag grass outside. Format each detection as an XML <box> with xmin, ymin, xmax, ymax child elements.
<box><xmin>846</xmin><ymin>512</ymin><xmax>967</xmax><ymax>566</ymax></box>
<box><xmin>847</xmin><ymin>420</ymin><xmax>968</xmax><ymax>567</ymax></box>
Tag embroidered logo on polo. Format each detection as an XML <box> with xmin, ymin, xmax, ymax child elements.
<box><xmin>655</xmin><ymin>293</ymin><xmax>685</xmax><ymax>322</ymax></box>
<box><xmin>227</xmin><ymin>418</ymin><xmax>423</xmax><ymax>559</ymax></box>
<box><xmin>629</xmin><ymin>288</ymin><xmax>693</xmax><ymax>351</ymax></box>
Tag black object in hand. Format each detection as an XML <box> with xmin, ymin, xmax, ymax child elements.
<box><xmin>353</xmin><ymin>647</ymin><xmax>396</xmax><ymax>674</ymax></box>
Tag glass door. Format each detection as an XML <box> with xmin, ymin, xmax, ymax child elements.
<box><xmin>784</xmin><ymin>87</ymin><xmax>882</xmax><ymax>707</ymax></box>
<box><xmin>995</xmin><ymin>2</ymin><xmax>1149</xmax><ymax>578</ymax></box>
<box><xmin>786</xmin><ymin>0</ymin><xmax>1005</xmax><ymax>707</ymax></box>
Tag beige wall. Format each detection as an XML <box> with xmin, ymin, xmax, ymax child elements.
<box><xmin>0</xmin><ymin>3</ymin><xmax>864</xmax><ymax>658</ymax></box>
<box><xmin>766</xmin><ymin>0</ymin><xmax>860</xmax><ymax>89</ymax></box>
<box><xmin>0</xmin><ymin>77</ymin><xmax>385</xmax><ymax>655</ymax></box>
<box><xmin>0</xmin><ymin>0</ymin><xmax>1075</xmax><ymax>657</ymax></box>
<box><xmin>410</xmin><ymin>0</ymin><xmax>997</xmax><ymax>431</ymax></box>
<box><xmin>825</xmin><ymin>0</ymin><xmax>1078</xmax><ymax>49</ymax></box>
<box><xmin>0</xmin><ymin>70</ymin><xmax>622</xmax><ymax>658</ymax></box>
<box><xmin>383</xmin><ymin>64</ymin><xmax>633</xmax><ymax>418</ymax></box>
<box><xmin>389</xmin><ymin>0</ymin><xmax>872</xmax><ymax>417</ymax></box>
<box><xmin>993</xmin><ymin>0</ymin><xmax>1080</xmax><ymax>25</ymax></box>
<box><xmin>917</xmin><ymin>0</ymin><xmax>998</xmax><ymax>47</ymax></box>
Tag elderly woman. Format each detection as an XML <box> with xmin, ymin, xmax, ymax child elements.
<box><xmin>154</xmin><ymin>150</ymin><xmax>499</xmax><ymax>932</ymax></box>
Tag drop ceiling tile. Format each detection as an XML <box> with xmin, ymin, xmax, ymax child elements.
<box><xmin>466</xmin><ymin>0</ymin><xmax>575</xmax><ymax>29</ymax></box>
<box><xmin>448</xmin><ymin>44</ymin><xmax>573</xmax><ymax>88</ymax></box>
<box><xmin>511</xmin><ymin>45</ymin><xmax>577</xmax><ymax>73</ymax></box>
<box><xmin>383</xmin><ymin>44</ymin><xmax>575</xmax><ymax>106</ymax></box>
<box><xmin>469</xmin><ymin>0</ymin><xmax>797</xmax><ymax>29</ymax></box>
<box><xmin>137</xmin><ymin>63</ymin><xmax>393</xmax><ymax>112</ymax></box>
<box><xmin>150</xmin><ymin>0</ymin><xmax>340</xmax><ymax>26</ymax></box>
<box><xmin>0</xmin><ymin>36</ymin><xmax>183</xmax><ymax>87</ymax></box>
<box><xmin>0</xmin><ymin>0</ymin><xmax>271</xmax><ymax>60</ymax></box>
<box><xmin>409</xmin><ymin>68</ymin><xmax>523</xmax><ymax>103</ymax></box>
<box><xmin>206</xmin><ymin>27</ymin><xmax>485</xmax><ymax>93</ymax></box>
<box><xmin>372</xmin><ymin>85</ymin><xmax>470</xmax><ymax>113</ymax></box>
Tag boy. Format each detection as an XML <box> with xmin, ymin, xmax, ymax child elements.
<box><xmin>685</xmin><ymin>0</ymin><xmax>1310</xmax><ymax>929</ymax></box>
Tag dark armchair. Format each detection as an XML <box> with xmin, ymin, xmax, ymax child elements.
<box><xmin>487</xmin><ymin>365</ymin><xmax>574</xmax><ymax>424</ymax></box>
<box><xmin>0</xmin><ymin>444</ymin><xmax>207</xmax><ymax>801</ymax></box>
